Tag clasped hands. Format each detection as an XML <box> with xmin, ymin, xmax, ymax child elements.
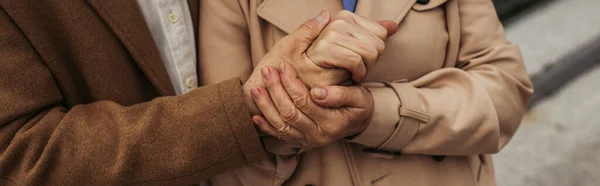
<box><xmin>243</xmin><ymin>10</ymin><xmax>397</xmax><ymax>148</ymax></box>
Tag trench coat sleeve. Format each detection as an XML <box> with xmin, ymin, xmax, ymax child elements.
<box><xmin>349</xmin><ymin>0</ymin><xmax>533</xmax><ymax>155</ymax></box>
<box><xmin>0</xmin><ymin>8</ymin><xmax>266</xmax><ymax>185</ymax></box>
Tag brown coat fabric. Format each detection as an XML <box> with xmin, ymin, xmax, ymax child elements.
<box><xmin>0</xmin><ymin>0</ymin><xmax>266</xmax><ymax>185</ymax></box>
<box><xmin>199</xmin><ymin>0</ymin><xmax>534</xmax><ymax>185</ymax></box>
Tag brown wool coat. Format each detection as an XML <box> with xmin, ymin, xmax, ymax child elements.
<box><xmin>0</xmin><ymin>0</ymin><xmax>267</xmax><ymax>185</ymax></box>
<box><xmin>199</xmin><ymin>0</ymin><xmax>534</xmax><ymax>185</ymax></box>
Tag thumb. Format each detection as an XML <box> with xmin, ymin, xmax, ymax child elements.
<box><xmin>289</xmin><ymin>10</ymin><xmax>331</xmax><ymax>54</ymax></box>
<box><xmin>310</xmin><ymin>86</ymin><xmax>369</xmax><ymax>108</ymax></box>
<box><xmin>377</xmin><ymin>20</ymin><xmax>398</xmax><ymax>37</ymax></box>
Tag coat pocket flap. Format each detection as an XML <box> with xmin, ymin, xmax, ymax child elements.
<box><xmin>412</xmin><ymin>0</ymin><xmax>448</xmax><ymax>11</ymax></box>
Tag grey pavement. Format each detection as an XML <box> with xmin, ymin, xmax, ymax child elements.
<box><xmin>504</xmin><ymin>0</ymin><xmax>600</xmax><ymax>75</ymax></box>
<box><xmin>494</xmin><ymin>65</ymin><xmax>600</xmax><ymax>186</ymax></box>
<box><xmin>493</xmin><ymin>0</ymin><xmax>600</xmax><ymax>185</ymax></box>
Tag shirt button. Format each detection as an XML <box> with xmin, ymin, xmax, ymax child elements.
<box><xmin>168</xmin><ymin>11</ymin><xmax>178</xmax><ymax>23</ymax></box>
<box><xmin>186</xmin><ymin>77</ymin><xmax>196</xmax><ymax>89</ymax></box>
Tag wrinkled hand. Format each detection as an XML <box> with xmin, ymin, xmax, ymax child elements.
<box><xmin>250</xmin><ymin>63</ymin><xmax>374</xmax><ymax>147</ymax></box>
<box><xmin>303</xmin><ymin>10</ymin><xmax>398</xmax><ymax>86</ymax></box>
<box><xmin>242</xmin><ymin>11</ymin><xmax>332</xmax><ymax>115</ymax></box>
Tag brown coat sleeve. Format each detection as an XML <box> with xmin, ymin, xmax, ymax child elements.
<box><xmin>0</xmin><ymin>8</ymin><xmax>265</xmax><ymax>185</ymax></box>
<box><xmin>350</xmin><ymin>0</ymin><xmax>534</xmax><ymax>155</ymax></box>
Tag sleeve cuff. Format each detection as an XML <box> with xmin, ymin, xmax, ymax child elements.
<box><xmin>218</xmin><ymin>78</ymin><xmax>268</xmax><ymax>163</ymax></box>
<box><xmin>350</xmin><ymin>82</ymin><xmax>430</xmax><ymax>153</ymax></box>
<box><xmin>377</xmin><ymin>82</ymin><xmax>429</xmax><ymax>151</ymax></box>
<box><xmin>349</xmin><ymin>83</ymin><xmax>400</xmax><ymax>148</ymax></box>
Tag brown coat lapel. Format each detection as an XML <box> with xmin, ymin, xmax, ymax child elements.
<box><xmin>87</xmin><ymin>0</ymin><xmax>176</xmax><ymax>96</ymax></box>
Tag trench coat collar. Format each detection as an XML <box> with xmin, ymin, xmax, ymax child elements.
<box><xmin>257</xmin><ymin>0</ymin><xmax>419</xmax><ymax>34</ymax></box>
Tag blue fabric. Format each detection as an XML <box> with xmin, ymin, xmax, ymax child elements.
<box><xmin>342</xmin><ymin>0</ymin><xmax>357</xmax><ymax>12</ymax></box>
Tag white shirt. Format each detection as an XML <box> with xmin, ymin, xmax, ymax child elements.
<box><xmin>137</xmin><ymin>0</ymin><xmax>197</xmax><ymax>95</ymax></box>
<box><xmin>137</xmin><ymin>1</ymin><xmax>209</xmax><ymax>185</ymax></box>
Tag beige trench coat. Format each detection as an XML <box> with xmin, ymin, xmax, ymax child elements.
<box><xmin>199</xmin><ymin>0</ymin><xmax>533</xmax><ymax>185</ymax></box>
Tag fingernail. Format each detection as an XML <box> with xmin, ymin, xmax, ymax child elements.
<box><xmin>261</xmin><ymin>67</ymin><xmax>270</xmax><ymax>80</ymax></box>
<box><xmin>251</xmin><ymin>87</ymin><xmax>260</xmax><ymax>99</ymax></box>
<box><xmin>279</xmin><ymin>63</ymin><xmax>285</xmax><ymax>74</ymax></box>
<box><xmin>252</xmin><ymin>116</ymin><xmax>260</xmax><ymax>124</ymax></box>
<box><xmin>311</xmin><ymin>88</ymin><xmax>327</xmax><ymax>100</ymax></box>
<box><xmin>315</xmin><ymin>11</ymin><xmax>327</xmax><ymax>24</ymax></box>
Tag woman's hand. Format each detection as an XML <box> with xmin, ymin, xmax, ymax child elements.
<box><xmin>302</xmin><ymin>10</ymin><xmax>398</xmax><ymax>86</ymax></box>
<box><xmin>251</xmin><ymin>63</ymin><xmax>374</xmax><ymax>148</ymax></box>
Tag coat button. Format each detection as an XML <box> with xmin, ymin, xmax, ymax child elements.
<box><xmin>432</xmin><ymin>156</ymin><xmax>446</xmax><ymax>162</ymax></box>
<box><xmin>416</xmin><ymin>0</ymin><xmax>430</xmax><ymax>5</ymax></box>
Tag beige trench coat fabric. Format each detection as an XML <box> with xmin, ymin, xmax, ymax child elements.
<box><xmin>199</xmin><ymin>0</ymin><xmax>533</xmax><ymax>185</ymax></box>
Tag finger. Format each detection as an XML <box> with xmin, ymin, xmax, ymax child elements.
<box><xmin>251</xmin><ymin>86</ymin><xmax>304</xmax><ymax>139</ymax></box>
<box><xmin>310</xmin><ymin>86</ymin><xmax>371</xmax><ymax>108</ymax></box>
<box><xmin>345</xmin><ymin>23</ymin><xmax>385</xmax><ymax>53</ymax></box>
<box><xmin>327</xmin><ymin>29</ymin><xmax>379</xmax><ymax>81</ymax></box>
<box><xmin>377</xmin><ymin>20</ymin><xmax>398</xmax><ymax>37</ymax></box>
<box><xmin>289</xmin><ymin>10</ymin><xmax>332</xmax><ymax>55</ymax></box>
<box><xmin>305</xmin><ymin>41</ymin><xmax>366</xmax><ymax>82</ymax></box>
<box><xmin>261</xmin><ymin>66</ymin><xmax>319</xmax><ymax>135</ymax></box>
<box><xmin>335</xmin><ymin>10</ymin><xmax>388</xmax><ymax>40</ymax></box>
<box><xmin>279</xmin><ymin>62</ymin><xmax>328</xmax><ymax>121</ymax></box>
<box><xmin>252</xmin><ymin>115</ymin><xmax>280</xmax><ymax>137</ymax></box>
<box><xmin>253</xmin><ymin>115</ymin><xmax>303</xmax><ymax>141</ymax></box>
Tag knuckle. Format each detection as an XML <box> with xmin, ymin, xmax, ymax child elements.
<box><xmin>377</xmin><ymin>26</ymin><xmax>388</xmax><ymax>38</ymax></box>
<box><xmin>330</xmin><ymin>19</ymin><xmax>349</xmax><ymax>29</ymax></box>
<box><xmin>323</xmin><ymin>42</ymin><xmax>341</xmax><ymax>56</ymax></box>
<box><xmin>367</xmin><ymin>23</ymin><xmax>388</xmax><ymax>39</ymax></box>
<box><xmin>279</xmin><ymin>107</ymin><xmax>300</xmax><ymax>124</ymax></box>
<box><xmin>323</xmin><ymin>30</ymin><xmax>340</xmax><ymax>40</ymax></box>
<box><xmin>363</xmin><ymin>46</ymin><xmax>378</xmax><ymax>61</ymax></box>
<box><xmin>300</xmin><ymin>20</ymin><xmax>319</xmax><ymax>34</ymax></box>
<box><xmin>376</xmin><ymin>39</ymin><xmax>386</xmax><ymax>52</ymax></box>
<box><xmin>315</xmin><ymin>40</ymin><xmax>331</xmax><ymax>53</ymax></box>
<box><xmin>337</xmin><ymin>89</ymin><xmax>348</xmax><ymax>103</ymax></box>
<box><xmin>345</xmin><ymin>52</ymin><xmax>362</xmax><ymax>64</ymax></box>
<box><xmin>357</xmin><ymin>42</ymin><xmax>377</xmax><ymax>57</ymax></box>
<box><xmin>292</xmin><ymin>94</ymin><xmax>311</xmax><ymax>110</ymax></box>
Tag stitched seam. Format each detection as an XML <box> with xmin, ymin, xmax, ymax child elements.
<box><xmin>392</xmin><ymin>83</ymin><xmax>421</xmax><ymax>149</ymax></box>
<box><xmin>399</xmin><ymin>108</ymin><xmax>430</xmax><ymax>123</ymax></box>
<box><xmin>341</xmin><ymin>143</ymin><xmax>362</xmax><ymax>186</ymax></box>
<box><xmin>378</xmin><ymin>116</ymin><xmax>406</xmax><ymax>150</ymax></box>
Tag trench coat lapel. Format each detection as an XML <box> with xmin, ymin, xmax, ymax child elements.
<box><xmin>257</xmin><ymin>0</ymin><xmax>418</xmax><ymax>34</ymax></box>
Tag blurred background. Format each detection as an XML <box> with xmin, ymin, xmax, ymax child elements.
<box><xmin>491</xmin><ymin>0</ymin><xmax>600</xmax><ymax>185</ymax></box>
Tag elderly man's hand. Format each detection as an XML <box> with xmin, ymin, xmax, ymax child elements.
<box><xmin>251</xmin><ymin>63</ymin><xmax>374</xmax><ymax>147</ymax></box>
